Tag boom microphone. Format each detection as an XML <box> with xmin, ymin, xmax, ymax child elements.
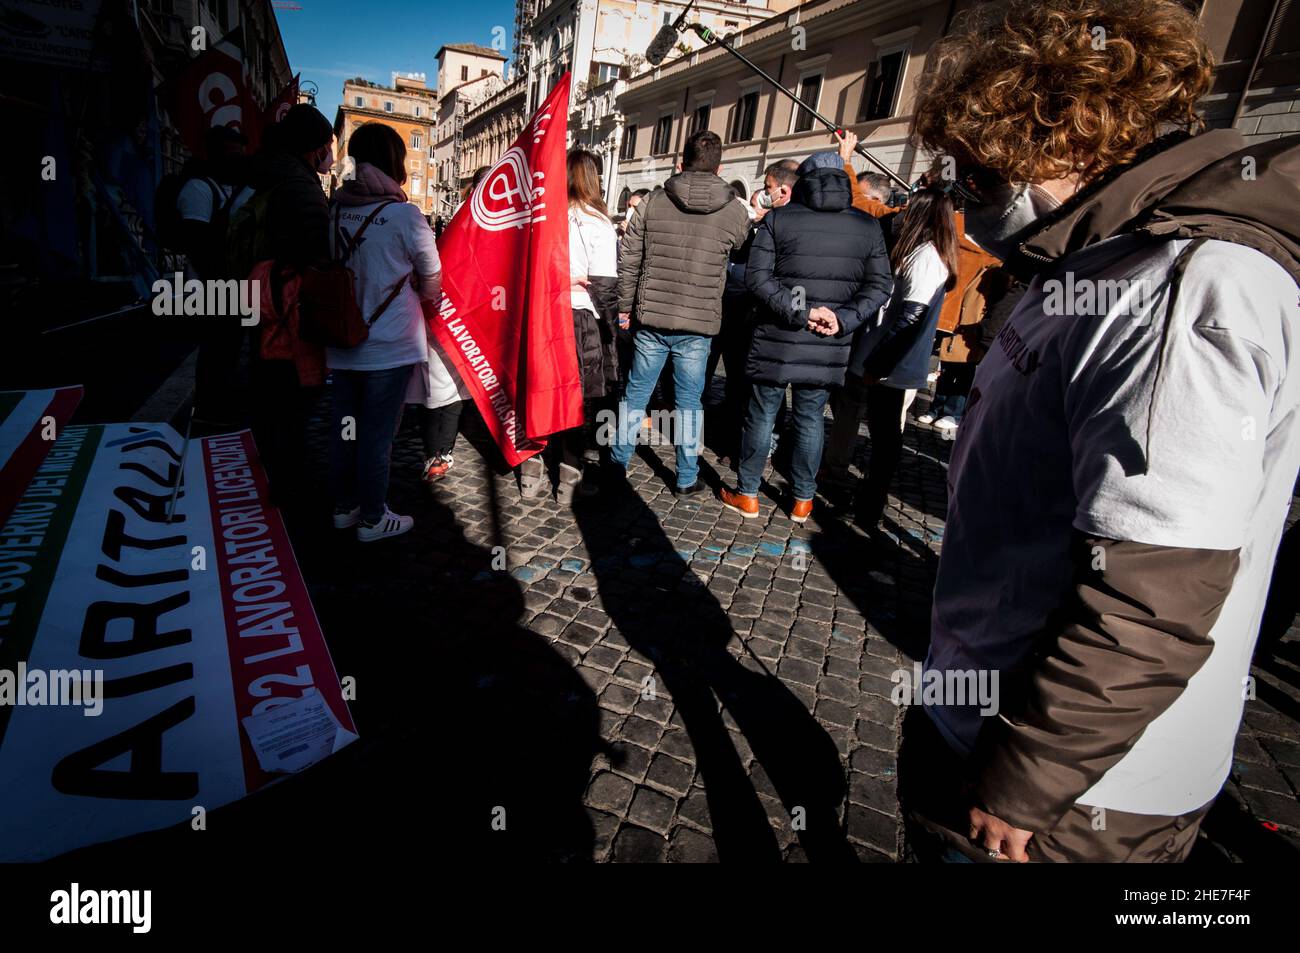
<box><xmin>645</xmin><ymin>0</ymin><xmax>697</xmax><ymax>66</ymax></box>
<box><xmin>645</xmin><ymin>24</ymin><xmax>680</xmax><ymax>66</ymax></box>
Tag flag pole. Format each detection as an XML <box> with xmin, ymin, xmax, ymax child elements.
<box><xmin>680</xmin><ymin>22</ymin><xmax>911</xmax><ymax>190</ymax></box>
<box><xmin>165</xmin><ymin>405</ymin><xmax>194</xmax><ymax>524</ymax></box>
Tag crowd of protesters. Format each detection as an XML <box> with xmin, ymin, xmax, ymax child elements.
<box><xmin>166</xmin><ymin>0</ymin><xmax>1299</xmax><ymax>864</ymax></box>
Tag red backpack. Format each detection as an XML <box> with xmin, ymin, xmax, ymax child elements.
<box><xmin>297</xmin><ymin>200</ymin><xmax>410</xmax><ymax>349</ymax></box>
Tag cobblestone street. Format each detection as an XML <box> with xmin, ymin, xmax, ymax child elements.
<box><xmin>279</xmin><ymin>380</ymin><xmax>1300</xmax><ymax>863</ymax></box>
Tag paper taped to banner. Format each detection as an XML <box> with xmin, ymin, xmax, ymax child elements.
<box><xmin>0</xmin><ymin>423</ymin><xmax>356</xmax><ymax>861</ymax></box>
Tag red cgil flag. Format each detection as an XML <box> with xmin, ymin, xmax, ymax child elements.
<box><xmin>428</xmin><ymin>77</ymin><xmax>581</xmax><ymax>467</ymax></box>
<box><xmin>253</xmin><ymin>74</ymin><xmax>300</xmax><ymax>151</ymax></box>
<box><xmin>164</xmin><ymin>28</ymin><xmax>258</xmax><ymax>155</ymax></box>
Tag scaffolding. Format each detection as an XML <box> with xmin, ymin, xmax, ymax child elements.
<box><xmin>513</xmin><ymin>0</ymin><xmax>534</xmax><ymax>79</ymax></box>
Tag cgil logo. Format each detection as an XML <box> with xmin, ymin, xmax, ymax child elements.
<box><xmin>49</xmin><ymin>883</ymin><xmax>151</xmax><ymax>933</ymax></box>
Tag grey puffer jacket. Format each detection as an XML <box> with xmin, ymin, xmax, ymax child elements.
<box><xmin>617</xmin><ymin>171</ymin><xmax>751</xmax><ymax>336</ymax></box>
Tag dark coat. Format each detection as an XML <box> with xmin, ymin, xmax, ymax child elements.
<box><xmin>617</xmin><ymin>171</ymin><xmax>751</xmax><ymax>336</ymax></box>
<box><xmin>574</xmin><ymin>276</ymin><xmax>620</xmax><ymax>400</ymax></box>
<box><xmin>744</xmin><ymin>168</ymin><xmax>894</xmax><ymax>387</ymax></box>
<box><xmin>248</xmin><ymin>149</ymin><xmax>330</xmax><ymax>268</ymax></box>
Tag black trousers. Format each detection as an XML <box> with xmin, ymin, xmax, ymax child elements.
<box><xmin>857</xmin><ymin>384</ymin><xmax>906</xmax><ymax>527</ymax></box>
<box><xmin>421</xmin><ymin>401</ymin><xmax>463</xmax><ymax>458</ymax></box>
<box><xmin>194</xmin><ymin>315</ymin><xmax>248</xmax><ymax>421</ymax></box>
<box><xmin>249</xmin><ymin>357</ymin><xmax>319</xmax><ymax>512</ymax></box>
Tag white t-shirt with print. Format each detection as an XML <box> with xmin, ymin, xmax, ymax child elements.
<box><xmin>326</xmin><ymin>200</ymin><xmax>440</xmax><ymax>373</ymax></box>
<box><xmin>925</xmin><ymin>234</ymin><xmax>1300</xmax><ymax>816</ymax></box>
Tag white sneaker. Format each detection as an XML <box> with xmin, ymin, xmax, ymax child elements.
<box><xmin>933</xmin><ymin>415</ymin><xmax>959</xmax><ymax>431</ymax></box>
<box><xmin>356</xmin><ymin>507</ymin><xmax>414</xmax><ymax>542</ymax></box>
<box><xmin>333</xmin><ymin>507</ymin><xmax>360</xmax><ymax>529</ymax></box>
<box><xmin>916</xmin><ymin>412</ymin><xmax>936</xmax><ymax>425</ymax></box>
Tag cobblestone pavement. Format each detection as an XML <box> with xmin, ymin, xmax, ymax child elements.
<box><xmin>79</xmin><ymin>376</ymin><xmax>1297</xmax><ymax>865</ymax></box>
<box><xmin>286</xmin><ymin>371</ymin><xmax>1299</xmax><ymax>863</ymax></box>
<box><xmin>288</xmin><ymin>384</ymin><xmax>948</xmax><ymax>863</ymax></box>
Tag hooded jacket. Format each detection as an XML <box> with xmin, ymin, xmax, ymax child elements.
<box><xmin>247</xmin><ymin>148</ymin><xmax>331</xmax><ymax>269</ymax></box>
<box><xmin>325</xmin><ymin>161</ymin><xmax>440</xmax><ymax>373</ymax></box>
<box><xmin>1016</xmin><ymin>128</ymin><xmax>1300</xmax><ymax>284</ymax></box>
<box><xmin>925</xmin><ymin>127</ymin><xmax>1300</xmax><ymax>851</ymax></box>
<box><xmin>616</xmin><ymin>170</ymin><xmax>751</xmax><ymax>336</ymax></box>
<box><xmin>745</xmin><ymin>166</ymin><xmax>893</xmax><ymax>387</ymax></box>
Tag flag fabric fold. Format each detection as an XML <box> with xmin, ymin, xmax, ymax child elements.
<box><xmin>428</xmin><ymin>77</ymin><xmax>581</xmax><ymax>468</ymax></box>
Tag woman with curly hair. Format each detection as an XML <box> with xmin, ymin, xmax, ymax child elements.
<box><xmin>904</xmin><ymin>0</ymin><xmax>1300</xmax><ymax>863</ymax></box>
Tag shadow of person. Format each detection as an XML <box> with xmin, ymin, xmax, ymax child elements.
<box><xmin>573</xmin><ymin>470</ymin><xmax>857</xmax><ymax>862</ymax></box>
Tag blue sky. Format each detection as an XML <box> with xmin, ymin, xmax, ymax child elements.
<box><xmin>275</xmin><ymin>0</ymin><xmax>517</xmax><ymax>120</ymax></box>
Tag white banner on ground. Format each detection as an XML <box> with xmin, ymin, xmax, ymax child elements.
<box><xmin>0</xmin><ymin>386</ymin><xmax>83</xmax><ymax>526</ymax></box>
<box><xmin>0</xmin><ymin>423</ymin><xmax>356</xmax><ymax>861</ymax></box>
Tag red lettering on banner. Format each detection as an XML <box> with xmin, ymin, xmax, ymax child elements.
<box><xmin>202</xmin><ymin>431</ymin><xmax>355</xmax><ymax>792</ymax></box>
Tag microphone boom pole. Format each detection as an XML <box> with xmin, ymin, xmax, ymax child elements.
<box><xmin>673</xmin><ymin>22</ymin><xmax>911</xmax><ymax>191</ymax></box>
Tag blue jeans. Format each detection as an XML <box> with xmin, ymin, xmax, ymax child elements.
<box><xmin>738</xmin><ymin>383</ymin><xmax>830</xmax><ymax>501</ymax></box>
<box><xmin>329</xmin><ymin>365</ymin><xmax>414</xmax><ymax>523</ymax></box>
<box><xmin>928</xmin><ymin>392</ymin><xmax>967</xmax><ymax>421</ymax></box>
<box><xmin>611</xmin><ymin>328</ymin><xmax>709</xmax><ymax>488</ymax></box>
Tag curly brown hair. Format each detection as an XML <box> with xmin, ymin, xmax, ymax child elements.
<box><xmin>911</xmin><ymin>0</ymin><xmax>1213</xmax><ymax>184</ymax></box>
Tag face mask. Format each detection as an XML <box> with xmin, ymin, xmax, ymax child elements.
<box><xmin>757</xmin><ymin>189</ymin><xmax>776</xmax><ymax>210</ymax></box>
<box><xmin>314</xmin><ymin>147</ymin><xmax>335</xmax><ymax>175</ymax></box>
<box><xmin>963</xmin><ymin>181</ymin><xmax>1061</xmax><ymax>260</ymax></box>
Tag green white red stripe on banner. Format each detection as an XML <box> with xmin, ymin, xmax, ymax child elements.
<box><xmin>0</xmin><ymin>422</ymin><xmax>355</xmax><ymax>861</ymax></box>
<box><xmin>0</xmin><ymin>386</ymin><xmax>84</xmax><ymax>527</ymax></box>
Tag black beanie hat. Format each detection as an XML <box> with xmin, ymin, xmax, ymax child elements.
<box><xmin>272</xmin><ymin>104</ymin><xmax>333</xmax><ymax>153</ymax></box>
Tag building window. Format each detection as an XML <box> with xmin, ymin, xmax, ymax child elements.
<box><xmin>687</xmin><ymin>103</ymin><xmax>710</xmax><ymax>137</ymax></box>
<box><xmin>411</xmin><ymin>132</ymin><xmax>423</xmax><ymax>149</ymax></box>
<box><xmin>729</xmin><ymin>90</ymin><xmax>758</xmax><ymax>143</ymax></box>
<box><xmin>461</xmin><ymin>65</ymin><xmax>469</xmax><ymax>81</ymax></box>
<box><xmin>791</xmin><ymin>73</ymin><xmax>823</xmax><ymax>133</ymax></box>
<box><xmin>595</xmin><ymin>62</ymin><xmax>622</xmax><ymax>85</ymax></box>
<box><xmin>619</xmin><ymin>123</ymin><xmax>638</xmax><ymax>160</ymax></box>
<box><xmin>384</xmin><ymin>100</ymin><xmax>394</xmax><ymax>112</ymax></box>
<box><xmin>663</xmin><ymin>10</ymin><xmax>672</xmax><ymax>25</ymax></box>
<box><xmin>354</xmin><ymin>95</ymin><xmax>364</xmax><ymax>107</ymax></box>
<box><xmin>859</xmin><ymin>48</ymin><xmax>906</xmax><ymax>121</ymax></box>
<box><xmin>651</xmin><ymin>114</ymin><xmax>673</xmax><ymax>155</ymax></box>
<box><xmin>411</xmin><ymin>175</ymin><xmax>422</xmax><ymax>196</ymax></box>
<box><xmin>481</xmin><ymin>68</ymin><xmax>489</xmax><ymax>77</ymax></box>
<box><xmin>414</xmin><ymin>105</ymin><xmax>422</xmax><ymax>117</ymax></box>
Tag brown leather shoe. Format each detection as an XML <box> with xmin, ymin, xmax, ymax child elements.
<box><xmin>790</xmin><ymin>498</ymin><xmax>813</xmax><ymax>523</ymax></box>
<box><xmin>718</xmin><ymin>487</ymin><xmax>760</xmax><ymax>518</ymax></box>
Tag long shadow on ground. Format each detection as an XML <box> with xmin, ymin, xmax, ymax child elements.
<box><xmin>571</xmin><ymin>464</ymin><xmax>857</xmax><ymax>862</ymax></box>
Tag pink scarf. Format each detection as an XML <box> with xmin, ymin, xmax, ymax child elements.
<box><xmin>334</xmin><ymin>161</ymin><xmax>407</xmax><ymax>206</ymax></box>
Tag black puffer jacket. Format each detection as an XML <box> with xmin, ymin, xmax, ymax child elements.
<box><xmin>745</xmin><ymin>167</ymin><xmax>893</xmax><ymax>387</ymax></box>
<box><xmin>617</xmin><ymin>171</ymin><xmax>751</xmax><ymax>336</ymax></box>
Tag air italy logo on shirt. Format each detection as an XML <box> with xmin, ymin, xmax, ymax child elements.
<box><xmin>994</xmin><ymin>322</ymin><xmax>1040</xmax><ymax>376</ymax></box>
